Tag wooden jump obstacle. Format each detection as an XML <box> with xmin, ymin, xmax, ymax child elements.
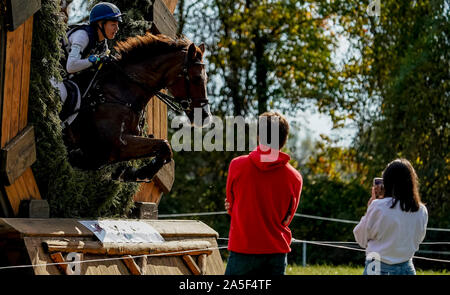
<box><xmin>0</xmin><ymin>218</ymin><xmax>225</xmax><ymax>275</ymax></box>
<box><xmin>0</xmin><ymin>0</ymin><xmax>226</xmax><ymax>275</ymax></box>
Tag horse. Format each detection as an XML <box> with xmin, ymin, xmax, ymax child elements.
<box><xmin>62</xmin><ymin>33</ymin><xmax>211</xmax><ymax>182</ymax></box>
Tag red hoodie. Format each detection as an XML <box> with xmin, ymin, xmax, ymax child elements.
<box><xmin>226</xmin><ymin>145</ymin><xmax>303</xmax><ymax>254</ymax></box>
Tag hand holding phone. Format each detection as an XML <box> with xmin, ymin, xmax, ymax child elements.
<box><xmin>373</xmin><ymin>177</ymin><xmax>384</xmax><ymax>199</ymax></box>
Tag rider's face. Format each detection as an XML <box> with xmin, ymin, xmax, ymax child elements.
<box><xmin>103</xmin><ymin>20</ymin><xmax>119</xmax><ymax>40</ymax></box>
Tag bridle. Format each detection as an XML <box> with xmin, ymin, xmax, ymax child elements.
<box><xmin>109</xmin><ymin>48</ymin><xmax>209</xmax><ymax>114</ymax></box>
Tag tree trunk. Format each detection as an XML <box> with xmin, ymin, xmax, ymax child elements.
<box><xmin>254</xmin><ymin>33</ymin><xmax>268</xmax><ymax>115</ymax></box>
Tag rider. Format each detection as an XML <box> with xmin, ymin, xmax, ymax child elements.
<box><xmin>64</xmin><ymin>2</ymin><xmax>122</xmax><ymax>77</ymax></box>
<box><xmin>54</xmin><ymin>2</ymin><xmax>123</xmax><ymax>126</ymax></box>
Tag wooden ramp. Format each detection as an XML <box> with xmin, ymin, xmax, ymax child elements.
<box><xmin>0</xmin><ymin>218</ymin><xmax>225</xmax><ymax>275</ymax></box>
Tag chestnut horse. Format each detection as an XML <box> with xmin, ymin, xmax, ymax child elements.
<box><xmin>63</xmin><ymin>33</ymin><xmax>211</xmax><ymax>182</ymax></box>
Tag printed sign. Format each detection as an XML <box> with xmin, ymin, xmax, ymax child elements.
<box><xmin>79</xmin><ymin>220</ymin><xmax>165</xmax><ymax>243</ymax></box>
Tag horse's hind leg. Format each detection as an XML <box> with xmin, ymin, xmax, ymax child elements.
<box><xmin>113</xmin><ymin>135</ymin><xmax>173</xmax><ymax>182</ymax></box>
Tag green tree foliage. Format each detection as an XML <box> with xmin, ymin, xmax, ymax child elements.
<box><xmin>178</xmin><ymin>0</ymin><xmax>364</xmax><ymax>119</ymax></box>
<box><xmin>354</xmin><ymin>0</ymin><xmax>449</xmax><ymax>229</ymax></box>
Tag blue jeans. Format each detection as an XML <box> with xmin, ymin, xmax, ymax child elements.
<box><xmin>225</xmin><ymin>251</ymin><xmax>288</xmax><ymax>275</ymax></box>
<box><xmin>363</xmin><ymin>259</ymin><xmax>416</xmax><ymax>275</ymax></box>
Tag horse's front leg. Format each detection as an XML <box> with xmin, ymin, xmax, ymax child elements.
<box><xmin>113</xmin><ymin>135</ymin><xmax>173</xmax><ymax>182</ymax></box>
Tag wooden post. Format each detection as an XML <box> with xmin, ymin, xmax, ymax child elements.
<box><xmin>132</xmin><ymin>0</ymin><xmax>178</xmax><ymax>208</ymax></box>
<box><xmin>0</xmin><ymin>0</ymin><xmax>42</xmax><ymax>217</ymax></box>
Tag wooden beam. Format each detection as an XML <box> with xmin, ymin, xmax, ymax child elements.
<box><xmin>50</xmin><ymin>252</ymin><xmax>68</xmax><ymax>274</ymax></box>
<box><xmin>43</xmin><ymin>240</ymin><xmax>213</xmax><ymax>256</ymax></box>
<box><xmin>198</xmin><ymin>254</ymin><xmax>207</xmax><ymax>275</ymax></box>
<box><xmin>182</xmin><ymin>255</ymin><xmax>201</xmax><ymax>275</ymax></box>
<box><xmin>153</xmin><ymin>160</ymin><xmax>175</xmax><ymax>194</ymax></box>
<box><xmin>123</xmin><ymin>255</ymin><xmax>142</xmax><ymax>275</ymax></box>
<box><xmin>0</xmin><ymin>125</ymin><xmax>36</xmax><ymax>185</ymax></box>
<box><xmin>6</xmin><ymin>0</ymin><xmax>41</xmax><ymax>31</ymax></box>
<box><xmin>151</xmin><ymin>0</ymin><xmax>178</xmax><ymax>38</ymax></box>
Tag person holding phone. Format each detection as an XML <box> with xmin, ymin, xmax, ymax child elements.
<box><xmin>353</xmin><ymin>158</ymin><xmax>428</xmax><ymax>275</ymax></box>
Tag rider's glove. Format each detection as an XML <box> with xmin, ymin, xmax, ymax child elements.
<box><xmin>88</xmin><ymin>55</ymin><xmax>101</xmax><ymax>64</ymax></box>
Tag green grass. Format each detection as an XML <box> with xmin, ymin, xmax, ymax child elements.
<box><xmin>286</xmin><ymin>264</ymin><xmax>449</xmax><ymax>275</ymax></box>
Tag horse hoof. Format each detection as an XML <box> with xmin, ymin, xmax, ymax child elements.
<box><xmin>115</xmin><ymin>167</ymin><xmax>138</xmax><ymax>182</ymax></box>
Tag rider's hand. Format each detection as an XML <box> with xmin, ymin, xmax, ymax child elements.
<box><xmin>88</xmin><ymin>55</ymin><xmax>101</xmax><ymax>64</ymax></box>
<box><xmin>88</xmin><ymin>55</ymin><xmax>112</xmax><ymax>65</ymax></box>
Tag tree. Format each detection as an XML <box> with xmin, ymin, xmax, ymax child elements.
<box><xmin>176</xmin><ymin>0</ymin><xmax>365</xmax><ymax>119</ymax></box>
<box><xmin>354</xmin><ymin>0</ymin><xmax>449</xmax><ymax>228</ymax></box>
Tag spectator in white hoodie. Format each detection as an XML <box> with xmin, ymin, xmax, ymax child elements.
<box><xmin>353</xmin><ymin>158</ymin><xmax>428</xmax><ymax>275</ymax></box>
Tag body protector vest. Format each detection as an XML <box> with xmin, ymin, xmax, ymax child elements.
<box><xmin>61</xmin><ymin>24</ymin><xmax>108</xmax><ymax>93</ymax></box>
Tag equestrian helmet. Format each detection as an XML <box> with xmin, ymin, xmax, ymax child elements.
<box><xmin>89</xmin><ymin>2</ymin><xmax>123</xmax><ymax>23</ymax></box>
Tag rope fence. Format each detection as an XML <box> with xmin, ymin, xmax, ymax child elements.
<box><xmin>0</xmin><ymin>210</ymin><xmax>448</xmax><ymax>271</ymax></box>
<box><xmin>159</xmin><ymin>210</ymin><xmax>450</xmax><ymax>233</ymax></box>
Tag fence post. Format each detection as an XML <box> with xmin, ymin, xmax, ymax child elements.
<box><xmin>302</xmin><ymin>242</ymin><xmax>306</xmax><ymax>267</ymax></box>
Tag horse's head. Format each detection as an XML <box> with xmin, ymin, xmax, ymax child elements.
<box><xmin>165</xmin><ymin>42</ymin><xmax>212</xmax><ymax>127</ymax></box>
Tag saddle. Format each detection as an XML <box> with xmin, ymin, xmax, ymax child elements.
<box><xmin>59</xmin><ymin>80</ymin><xmax>81</xmax><ymax>127</ymax></box>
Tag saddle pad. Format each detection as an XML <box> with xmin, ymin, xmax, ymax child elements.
<box><xmin>60</xmin><ymin>80</ymin><xmax>81</xmax><ymax>127</ymax></box>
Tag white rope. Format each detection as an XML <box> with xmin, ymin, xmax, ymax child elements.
<box><xmin>158</xmin><ymin>211</ymin><xmax>450</xmax><ymax>232</ymax></box>
<box><xmin>0</xmin><ymin>246</ymin><xmax>228</xmax><ymax>271</ymax></box>
<box><xmin>294</xmin><ymin>213</ymin><xmax>358</xmax><ymax>224</ymax></box>
<box><xmin>1</xmin><ymin>237</ymin><xmax>448</xmax><ymax>271</ymax></box>
<box><xmin>291</xmin><ymin>239</ymin><xmax>450</xmax><ymax>263</ymax></box>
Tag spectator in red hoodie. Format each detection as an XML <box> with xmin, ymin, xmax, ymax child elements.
<box><xmin>224</xmin><ymin>111</ymin><xmax>303</xmax><ymax>275</ymax></box>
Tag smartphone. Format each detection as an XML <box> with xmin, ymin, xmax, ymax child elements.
<box><xmin>373</xmin><ymin>177</ymin><xmax>383</xmax><ymax>186</ymax></box>
<box><xmin>373</xmin><ymin>177</ymin><xmax>384</xmax><ymax>199</ymax></box>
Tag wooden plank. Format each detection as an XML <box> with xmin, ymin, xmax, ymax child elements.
<box><xmin>19</xmin><ymin>16</ymin><xmax>33</xmax><ymax>130</ymax></box>
<box><xmin>23</xmin><ymin>167</ymin><xmax>42</xmax><ymax>200</ymax></box>
<box><xmin>122</xmin><ymin>255</ymin><xmax>142</xmax><ymax>275</ymax></box>
<box><xmin>0</xmin><ymin>218</ymin><xmax>220</xmax><ymax>238</ymax></box>
<box><xmin>12</xmin><ymin>174</ymin><xmax>27</xmax><ymax>213</ymax></box>
<box><xmin>198</xmin><ymin>253</ymin><xmax>207</xmax><ymax>275</ymax></box>
<box><xmin>6</xmin><ymin>0</ymin><xmax>41</xmax><ymax>31</ymax></box>
<box><xmin>1</xmin><ymin>218</ymin><xmax>95</xmax><ymax>237</ymax></box>
<box><xmin>162</xmin><ymin>0</ymin><xmax>178</xmax><ymax>14</ymax></box>
<box><xmin>43</xmin><ymin>239</ymin><xmax>212</xmax><ymax>256</ymax></box>
<box><xmin>149</xmin><ymin>184</ymin><xmax>163</xmax><ymax>203</ymax></box>
<box><xmin>1</xmin><ymin>125</ymin><xmax>36</xmax><ymax>185</ymax></box>
<box><xmin>147</xmin><ymin>220</ymin><xmax>219</xmax><ymax>238</ymax></box>
<box><xmin>152</xmin><ymin>0</ymin><xmax>178</xmax><ymax>38</ymax></box>
<box><xmin>8</xmin><ymin>23</ymin><xmax>24</xmax><ymax>141</ymax></box>
<box><xmin>182</xmin><ymin>255</ymin><xmax>201</xmax><ymax>275</ymax></box>
<box><xmin>161</xmin><ymin>102</ymin><xmax>167</xmax><ymax>139</ymax></box>
<box><xmin>1</xmin><ymin>27</ymin><xmax>16</xmax><ymax>147</ymax></box>
<box><xmin>146</xmin><ymin>97</ymin><xmax>154</xmax><ymax>136</ymax></box>
<box><xmin>153</xmin><ymin>160</ymin><xmax>175</xmax><ymax>193</ymax></box>
<box><xmin>153</xmin><ymin>98</ymin><xmax>161</xmax><ymax>138</ymax></box>
<box><xmin>50</xmin><ymin>252</ymin><xmax>68</xmax><ymax>274</ymax></box>
<box><xmin>0</xmin><ymin>218</ymin><xmax>20</xmax><ymax>239</ymax></box>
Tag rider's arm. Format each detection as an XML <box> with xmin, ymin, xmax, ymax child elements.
<box><xmin>66</xmin><ymin>30</ymin><xmax>94</xmax><ymax>74</ymax></box>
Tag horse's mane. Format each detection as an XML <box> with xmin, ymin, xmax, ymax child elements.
<box><xmin>114</xmin><ymin>33</ymin><xmax>190</xmax><ymax>64</ymax></box>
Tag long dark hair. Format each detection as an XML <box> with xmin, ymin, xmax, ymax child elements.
<box><xmin>382</xmin><ymin>158</ymin><xmax>422</xmax><ymax>212</ymax></box>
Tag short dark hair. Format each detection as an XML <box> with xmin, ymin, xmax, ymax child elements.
<box><xmin>382</xmin><ymin>158</ymin><xmax>422</xmax><ymax>212</ymax></box>
<box><xmin>257</xmin><ymin>111</ymin><xmax>290</xmax><ymax>149</ymax></box>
